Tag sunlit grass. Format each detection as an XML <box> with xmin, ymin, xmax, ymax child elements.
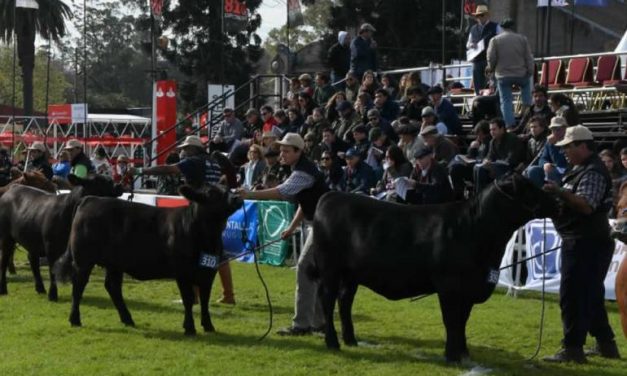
<box><xmin>0</xmin><ymin>252</ymin><xmax>625</xmax><ymax>375</ymax></box>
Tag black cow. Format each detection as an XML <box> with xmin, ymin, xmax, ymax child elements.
<box><xmin>310</xmin><ymin>173</ymin><xmax>558</xmax><ymax>362</ymax></box>
<box><xmin>54</xmin><ymin>184</ymin><xmax>242</xmax><ymax>335</ymax></box>
<box><xmin>0</xmin><ymin>175</ymin><xmax>124</xmax><ymax>301</ymax></box>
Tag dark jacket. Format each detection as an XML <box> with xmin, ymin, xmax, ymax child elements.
<box><xmin>486</xmin><ymin>132</ymin><xmax>526</xmax><ymax>169</ymax></box>
<box><xmin>327</xmin><ymin>43</ymin><xmax>351</xmax><ymax>79</ymax></box>
<box><xmin>292</xmin><ymin>156</ymin><xmax>329</xmax><ymax>221</ymax></box>
<box><xmin>405</xmin><ymin>162</ymin><xmax>453</xmax><ymax>205</ymax></box>
<box><xmin>350</xmin><ymin>36</ymin><xmax>377</xmax><ymax>77</ymax></box>
<box><xmin>402</xmin><ymin>97</ymin><xmax>429</xmax><ymax>121</ymax></box>
<box><xmin>526</xmin><ymin>133</ymin><xmax>548</xmax><ymax>166</ymax></box>
<box><xmin>341</xmin><ymin>161</ymin><xmax>375</xmax><ymax>194</ymax></box>
<box><xmin>435</xmin><ymin>98</ymin><xmax>462</xmax><ymax>135</ymax></box>
<box><xmin>468</xmin><ymin>21</ymin><xmax>499</xmax><ymax>62</ymax></box>
<box><xmin>28</xmin><ymin>157</ymin><xmax>53</xmax><ymax>180</ymax></box>
<box><xmin>377</xmin><ymin>99</ymin><xmax>401</xmax><ymax>122</ymax></box>
<box><xmin>432</xmin><ymin>136</ymin><xmax>459</xmax><ymax>164</ymax></box>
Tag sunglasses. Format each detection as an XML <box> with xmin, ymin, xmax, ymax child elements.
<box><xmin>321</xmin><ymin>157</ymin><xmax>331</xmax><ymax>161</ymax></box>
<box><xmin>368</xmin><ymin>117</ymin><xmax>378</xmax><ymax>121</ymax></box>
<box><xmin>261</xmin><ymin>112</ymin><xmax>269</xmax><ymax>115</ymax></box>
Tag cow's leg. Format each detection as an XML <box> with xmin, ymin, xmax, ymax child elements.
<box><xmin>27</xmin><ymin>251</ymin><xmax>46</xmax><ymax>294</ymax></box>
<box><xmin>197</xmin><ymin>271</ymin><xmax>216</xmax><ymax>332</ymax></box>
<box><xmin>8</xmin><ymin>253</ymin><xmax>16</xmax><ymax>275</ymax></box>
<box><xmin>460</xmin><ymin>302</ymin><xmax>474</xmax><ymax>360</ymax></box>
<box><xmin>69</xmin><ymin>265</ymin><xmax>94</xmax><ymax>327</ymax></box>
<box><xmin>104</xmin><ymin>269</ymin><xmax>135</xmax><ymax>326</ymax></box>
<box><xmin>338</xmin><ymin>281</ymin><xmax>358</xmax><ymax>346</ymax></box>
<box><xmin>176</xmin><ymin>278</ymin><xmax>196</xmax><ymax>335</ymax></box>
<box><xmin>48</xmin><ymin>270</ymin><xmax>58</xmax><ymax>302</ymax></box>
<box><xmin>319</xmin><ymin>277</ymin><xmax>341</xmax><ymax>350</ymax></box>
<box><xmin>438</xmin><ymin>292</ymin><xmax>466</xmax><ymax>363</ymax></box>
<box><xmin>0</xmin><ymin>238</ymin><xmax>16</xmax><ymax>295</ymax></box>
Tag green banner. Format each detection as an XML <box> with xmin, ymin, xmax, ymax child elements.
<box><xmin>256</xmin><ymin>200</ymin><xmax>295</xmax><ymax>266</ymax></box>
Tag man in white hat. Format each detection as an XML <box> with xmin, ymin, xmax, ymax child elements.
<box><xmin>350</xmin><ymin>22</ymin><xmax>377</xmax><ymax>79</ymax></box>
<box><xmin>26</xmin><ymin>141</ymin><xmax>53</xmax><ymax>180</ymax></box>
<box><xmin>63</xmin><ymin>139</ymin><xmax>94</xmax><ymax>178</ymax></box>
<box><xmin>132</xmin><ymin>134</ymin><xmax>238</xmax><ymax>305</ymax></box>
<box><xmin>543</xmin><ymin>125</ymin><xmax>620</xmax><ymax>363</ymax></box>
<box><xmin>466</xmin><ymin>4</ymin><xmax>501</xmax><ymax>94</ymax></box>
<box><xmin>237</xmin><ymin>133</ymin><xmax>329</xmax><ymax>336</ymax></box>
<box><xmin>524</xmin><ymin>116</ymin><xmax>569</xmax><ymax>187</ymax></box>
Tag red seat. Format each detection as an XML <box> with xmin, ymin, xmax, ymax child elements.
<box><xmin>596</xmin><ymin>55</ymin><xmax>626</xmax><ymax>86</ymax></box>
<box><xmin>539</xmin><ymin>60</ymin><xmax>565</xmax><ymax>89</ymax></box>
<box><xmin>566</xmin><ymin>57</ymin><xmax>596</xmax><ymax>87</ymax></box>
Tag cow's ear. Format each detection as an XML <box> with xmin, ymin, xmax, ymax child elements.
<box><xmin>67</xmin><ymin>174</ymin><xmax>82</xmax><ymax>186</ymax></box>
<box><xmin>179</xmin><ymin>185</ymin><xmax>208</xmax><ymax>203</ymax></box>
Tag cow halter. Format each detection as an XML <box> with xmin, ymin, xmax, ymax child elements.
<box><xmin>492</xmin><ymin>179</ymin><xmax>542</xmax><ymax>216</ymax></box>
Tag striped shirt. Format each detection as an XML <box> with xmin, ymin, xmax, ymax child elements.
<box><xmin>277</xmin><ymin>170</ymin><xmax>315</xmax><ymax>199</ymax></box>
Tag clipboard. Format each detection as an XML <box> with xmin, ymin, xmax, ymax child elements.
<box><xmin>466</xmin><ymin>39</ymin><xmax>485</xmax><ymax>62</ymax></box>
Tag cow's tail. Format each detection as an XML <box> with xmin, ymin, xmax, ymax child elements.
<box><xmin>53</xmin><ymin>249</ymin><xmax>74</xmax><ymax>283</ymax></box>
<box><xmin>305</xmin><ymin>242</ymin><xmax>321</xmax><ymax>282</ymax></box>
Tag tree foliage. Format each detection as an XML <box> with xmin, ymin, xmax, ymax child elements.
<box><xmin>160</xmin><ymin>0</ymin><xmax>265</xmax><ymax>113</ymax></box>
<box><xmin>327</xmin><ymin>0</ymin><xmax>463</xmax><ymax>69</ymax></box>
<box><xmin>264</xmin><ymin>0</ymin><xmax>333</xmax><ymax>56</ymax></box>
<box><xmin>61</xmin><ymin>1</ymin><xmax>153</xmax><ymax>110</ymax></box>
<box><xmin>0</xmin><ymin>46</ymin><xmax>70</xmax><ymax>113</ymax></box>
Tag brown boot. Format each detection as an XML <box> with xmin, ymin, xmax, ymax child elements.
<box><xmin>216</xmin><ymin>263</ymin><xmax>235</xmax><ymax>305</ymax></box>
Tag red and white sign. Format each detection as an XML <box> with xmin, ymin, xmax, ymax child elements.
<box><xmin>47</xmin><ymin>103</ymin><xmax>88</xmax><ymax>125</ymax></box>
<box><xmin>152</xmin><ymin>80</ymin><xmax>177</xmax><ymax>165</ymax></box>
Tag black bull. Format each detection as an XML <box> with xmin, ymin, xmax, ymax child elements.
<box><xmin>0</xmin><ymin>175</ymin><xmax>124</xmax><ymax>301</ymax></box>
<box><xmin>54</xmin><ymin>184</ymin><xmax>242</xmax><ymax>335</ymax></box>
<box><xmin>310</xmin><ymin>174</ymin><xmax>559</xmax><ymax>362</ymax></box>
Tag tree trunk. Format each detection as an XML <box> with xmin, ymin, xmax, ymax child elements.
<box><xmin>15</xmin><ymin>9</ymin><xmax>37</xmax><ymax>116</ymax></box>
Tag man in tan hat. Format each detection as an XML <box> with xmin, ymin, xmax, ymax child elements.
<box><xmin>350</xmin><ymin>22</ymin><xmax>377</xmax><ymax>79</ymax></box>
<box><xmin>466</xmin><ymin>4</ymin><xmax>501</xmax><ymax>94</ymax></box>
<box><xmin>237</xmin><ymin>133</ymin><xmax>329</xmax><ymax>336</ymax></box>
<box><xmin>63</xmin><ymin>139</ymin><xmax>94</xmax><ymax>178</ymax></box>
<box><xmin>543</xmin><ymin>125</ymin><xmax>620</xmax><ymax>363</ymax></box>
<box><xmin>132</xmin><ymin>134</ymin><xmax>238</xmax><ymax>305</ymax></box>
<box><xmin>524</xmin><ymin>116</ymin><xmax>568</xmax><ymax>186</ymax></box>
<box><xmin>26</xmin><ymin>141</ymin><xmax>53</xmax><ymax>180</ymax></box>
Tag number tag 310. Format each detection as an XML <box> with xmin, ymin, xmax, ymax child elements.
<box><xmin>199</xmin><ymin>253</ymin><xmax>218</xmax><ymax>269</ymax></box>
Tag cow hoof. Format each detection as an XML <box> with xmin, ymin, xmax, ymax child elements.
<box><xmin>184</xmin><ymin>329</ymin><xmax>197</xmax><ymax>336</ymax></box>
<box><xmin>325</xmin><ymin>340</ymin><xmax>341</xmax><ymax>351</ymax></box>
<box><xmin>36</xmin><ymin>287</ymin><xmax>46</xmax><ymax>294</ymax></box>
<box><xmin>48</xmin><ymin>292</ymin><xmax>58</xmax><ymax>302</ymax></box>
<box><xmin>203</xmin><ymin>325</ymin><xmax>215</xmax><ymax>333</ymax></box>
<box><xmin>344</xmin><ymin>339</ymin><xmax>358</xmax><ymax>347</ymax></box>
<box><xmin>70</xmin><ymin>320</ymin><xmax>82</xmax><ymax>327</ymax></box>
<box><xmin>122</xmin><ymin>320</ymin><xmax>136</xmax><ymax>327</ymax></box>
<box><xmin>0</xmin><ymin>289</ymin><xmax>7</xmax><ymax>295</ymax></box>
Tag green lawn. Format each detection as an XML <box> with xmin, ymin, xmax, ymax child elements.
<box><xmin>0</xmin><ymin>253</ymin><xmax>625</xmax><ymax>376</ymax></box>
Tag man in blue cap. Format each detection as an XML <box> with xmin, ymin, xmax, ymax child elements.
<box><xmin>340</xmin><ymin>147</ymin><xmax>374</xmax><ymax>194</ymax></box>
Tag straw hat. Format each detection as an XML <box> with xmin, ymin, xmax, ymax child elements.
<box><xmin>63</xmin><ymin>139</ymin><xmax>83</xmax><ymax>149</ymax></box>
<box><xmin>28</xmin><ymin>141</ymin><xmax>46</xmax><ymax>152</ymax></box>
<box><xmin>472</xmin><ymin>5</ymin><xmax>489</xmax><ymax>16</ymax></box>
<box><xmin>276</xmin><ymin>133</ymin><xmax>305</xmax><ymax>150</ymax></box>
<box><xmin>177</xmin><ymin>135</ymin><xmax>205</xmax><ymax>149</ymax></box>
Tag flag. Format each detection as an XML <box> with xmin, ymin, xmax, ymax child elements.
<box><xmin>537</xmin><ymin>0</ymin><xmax>569</xmax><ymax>6</ymax></box>
<box><xmin>575</xmin><ymin>0</ymin><xmax>608</xmax><ymax>6</ymax></box>
<box><xmin>287</xmin><ymin>0</ymin><xmax>304</xmax><ymax>28</ymax></box>
<box><xmin>150</xmin><ymin>0</ymin><xmax>164</xmax><ymax>17</ymax></box>
<box><xmin>16</xmin><ymin>0</ymin><xmax>39</xmax><ymax>9</ymax></box>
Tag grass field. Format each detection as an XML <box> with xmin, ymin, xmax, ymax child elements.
<box><xmin>1</xmin><ymin>252</ymin><xmax>626</xmax><ymax>376</ymax></box>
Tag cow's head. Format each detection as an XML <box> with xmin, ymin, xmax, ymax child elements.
<box><xmin>179</xmin><ymin>183</ymin><xmax>243</xmax><ymax>255</ymax></box>
<box><xmin>488</xmin><ymin>173</ymin><xmax>559</xmax><ymax>222</ymax></box>
<box><xmin>68</xmin><ymin>174</ymin><xmax>124</xmax><ymax>197</ymax></box>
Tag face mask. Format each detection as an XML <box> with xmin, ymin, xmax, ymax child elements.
<box><xmin>383</xmin><ymin>161</ymin><xmax>391</xmax><ymax>170</ymax></box>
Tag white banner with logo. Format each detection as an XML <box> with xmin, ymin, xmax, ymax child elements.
<box><xmin>498</xmin><ymin>219</ymin><xmax>626</xmax><ymax>300</ymax></box>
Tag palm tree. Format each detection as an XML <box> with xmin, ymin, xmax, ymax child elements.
<box><xmin>0</xmin><ymin>0</ymin><xmax>72</xmax><ymax>116</ymax></box>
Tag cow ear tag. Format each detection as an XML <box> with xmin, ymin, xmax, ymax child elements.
<box><xmin>487</xmin><ymin>269</ymin><xmax>500</xmax><ymax>284</ymax></box>
<box><xmin>199</xmin><ymin>252</ymin><xmax>218</xmax><ymax>269</ymax></box>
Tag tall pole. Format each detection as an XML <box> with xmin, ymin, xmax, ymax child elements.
<box><xmin>286</xmin><ymin>1</ymin><xmax>290</xmax><ymax>76</ymax></box>
<box><xmin>441</xmin><ymin>0</ymin><xmax>447</xmax><ymax>89</ymax></box>
<box><xmin>569</xmin><ymin>2</ymin><xmax>576</xmax><ymax>54</ymax></box>
<box><xmin>83</xmin><ymin>0</ymin><xmax>88</xmax><ymax>128</ymax></box>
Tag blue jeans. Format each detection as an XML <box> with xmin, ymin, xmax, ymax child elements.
<box><xmin>496</xmin><ymin>75</ymin><xmax>533</xmax><ymax>128</ymax></box>
<box><xmin>525</xmin><ymin>164</ymin><xmax>563</xmax><ymax>188</ymax></box>
<box><xmin>472</xmin><ymin>60</ymin><xmax>488</xmax><ymax>95</ymax></box>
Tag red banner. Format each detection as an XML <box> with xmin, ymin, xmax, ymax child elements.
<box><xmin>47</xmin><ymin>104</ymin><xmax>72</xmax><ymax>124</ymax></box>
<box><xmin>224</xmin><ymin>0</ymin><xmax>248</xmax><ymax>33</ymax></box>
<box><xmin>464</xmin><ymin>0</ymin><xmax>477</xmax><ymax>15</ymax></box>
<box><xmin>151</xmin><ymin>0</ymin><xmax>164</xmax><ymax>16</ymax></box>
<box><xmin>155</xmin><ymin>80</ymin><xmax>177</xmax><ymax>165</ymax></box>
